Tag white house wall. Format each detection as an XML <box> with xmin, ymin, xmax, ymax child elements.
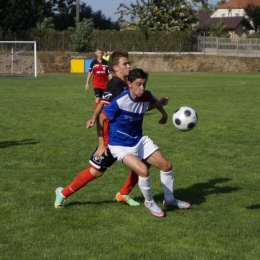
<box><xmin>211</xmin><ymin>8</ymin><xmax>246</xmax><ymax>18</ymax></box>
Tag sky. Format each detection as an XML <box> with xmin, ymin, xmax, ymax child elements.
<box><xmin>82</xmin><ymin>0</ymin><xmax>220</xmax><ymax>21</ymax></box>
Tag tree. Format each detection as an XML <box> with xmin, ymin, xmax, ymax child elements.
<box><xmin>52</xmin><ymin>0</ymin><xmax>75</xmax><ymax>14</ymax></box>
<box><xmin>35</xmin><ymin>17</ymin><xmax>55</xmax><ymax>31</ymax></box>
<box><xmin>70</xmin><ymin>18</ymin><xmax>95</xmax><ymax>52</ymax></box>
<box><xmin>115</xmin><ymin>0</ymin><xmax>206</xmax><ymax>32</ymax></box>
<box><xmin>244</xmin><ymin>2</ymin><xmax>260</xmax><ymax>33</ymax></box>
<box><xmin>0</xmin><ymin>0</ymin><xmax>53</xmax><ymax>34</ymax></box>
<box><xmin>214</xmin><ymin>0</ymin><xmax>226</xmax><ymax>9</ymax></box>
<box><xmin>205</xmin><ymin>19</ymin><xmax>230</xmax><ymax>37</ymax></box>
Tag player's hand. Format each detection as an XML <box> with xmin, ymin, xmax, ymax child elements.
<box><xmin>158</xmin><ymin>97</ymin><xmax>169</xmax><ymax>107</ymax></box>
<box><xmin>94</xmin><ymin>144</ymin><xmax>107</xmax><ymax>159</ymax></box>
<box><xmin>86</xmin><ymin>118</ymin><xmax>96</xmax><ymax>128</ymax></box>
<box><xmin>159</xmin><ymin>113</ymin><xmax>168</xmax><ymax>124</ymax></box>
<box><xmin>85</xmin><ymin>84</ymin><xmax>89</xmax><ymax>90</ymax></box>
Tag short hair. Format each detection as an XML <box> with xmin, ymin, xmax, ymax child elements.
<box><xmin>108</xmin><ymin>50</ymin><xmax>129</xmax><ymax>73</ymax></box>
<box><xmin>96</xmin><ymin>48</ymin><xmax>103</xmax><ymax>52</ymax></box>
<box><xmin>128</xmin><ymin>68</ymin><xmax>149</xmax><ymax>83</ymax></box>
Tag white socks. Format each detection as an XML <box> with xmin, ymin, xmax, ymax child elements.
<box><xmin>138</xmin><ymin>171</ymin><xmax>174</xmax><ymax>203</ymax></box>
<box><xmin>138</xmin><ymin>176</ymin><xmax>153</xmax><ymax>202</ymax></box>
<box><xmin>160</xmin><ymin>170</ymin><xmax>174</xmax><ymax>202</ymax></box>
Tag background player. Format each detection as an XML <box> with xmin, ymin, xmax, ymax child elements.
<box><xmin>85</xmin><ymin>48</ymin><xmax>111</xmax><ymax>109</ymax></box>
<box><xmin>102</xmin><ymin>50</ymin><xmax>110</xmax><ymax>61</ymax></box>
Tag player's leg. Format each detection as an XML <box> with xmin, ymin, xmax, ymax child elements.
<box><xmin>94</xmin><ymin>88</ymin><xmax>103</xmax><ymax>109</ymax></box>
<box><xmin>144</xmin><ymin>147</ymin><xmax>190</xmax><ymax>210</ymax></box>
<box><xmin>115</xmin><ymin>170</ymin><xmax>140</xmax><ymax>206</ymax></box>
<box><xmin>54</xmin><ymin>146</ymin><xmax>112</xmax><ymax>208</ymax></box>
<box><xmin>110</xmin><ymin>144</ymin><xmax>164</xmax><ymax>217</ymax></box>
<box><xmin>54</xmin><ymin>167</ymin><xmax>102</xmax><ymax>208</ymax></box>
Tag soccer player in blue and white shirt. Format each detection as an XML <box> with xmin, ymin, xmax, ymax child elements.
<box><xmin>97</xmin><ymin>68</ymin><xmax>190</xmax><ymax>217</ymax></box>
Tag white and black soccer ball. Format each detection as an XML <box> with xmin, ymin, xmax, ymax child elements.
<box><xmin>172</xmin><ymin>106</ymin><xmax>198</xmax><ymax>132</ymax></box>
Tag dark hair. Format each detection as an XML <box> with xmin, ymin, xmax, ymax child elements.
<box><xmin>108</xmin><ymin>50</ymin><xmax>129</xmax><ymax>73</ymax></box>
<box><xmin>128</xmin><ymin>68</ymin><xmax>149</xmax><ymax>83</ymax></box>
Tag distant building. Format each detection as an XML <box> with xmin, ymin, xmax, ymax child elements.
<box><xmin>211</xmin><ymin>0</ymin><xmax>260</xmax><ymax>18</ymax></box>
<box><xmin>196</xmin><ymin>10</ymin><xmax>253</xmax><ymax>38</ymax></box>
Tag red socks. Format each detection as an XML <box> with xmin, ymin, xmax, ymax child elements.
<box><xmin>119</xmin><ymin>170</ymin><xmax>139</xmax><ymax>195</ymax></box>
<box><xmin>61</xmin><ymin>168</ymin><xmax>95</xmax><ymax>198</ymax></box>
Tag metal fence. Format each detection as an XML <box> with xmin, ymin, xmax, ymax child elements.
<box><xmin>198</xmin><ymin>36</ymin><xmax>260</xmax><ymax>57</ymax></box>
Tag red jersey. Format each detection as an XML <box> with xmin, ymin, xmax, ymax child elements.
<box><xmin>88</xmin><ymin>59</ymin><xmax>110</xmax><ymax>89</ymax></box>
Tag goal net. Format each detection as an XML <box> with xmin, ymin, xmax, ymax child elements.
<box><xmin>0</xmin><ymin>41</ymin><xmax>37</xmax><ymax>77</ymax></box>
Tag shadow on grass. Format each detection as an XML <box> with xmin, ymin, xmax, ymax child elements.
<box><xmin>0</xmin><ymin>139</ymin><xmax>39</xmax><ymax>148</ymax></box>
<box><xmin>64</xmin><ymin>178</ymin><xmax>241</xmax><ymax>210</ymax></box>
<box><xmin>153</xmin><ymin>177</ymin><xmax>241</xmax><ymax>211</ymax></box>
<box><xmin>65</xmin><ymin>200</ymin><xmax>115</xmax><ymax>207</ymax></box>
<box><xmin>246</xmin><ymin>204</ymin><xmax>260</xmax><ymax>210</ymax></box>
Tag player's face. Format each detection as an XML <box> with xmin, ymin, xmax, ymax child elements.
<box><xmin>113</xmin><ymin>57</ymin><xmax>131</xmax><ymax>78</ymax></box>
<box><xmin>96</xmin><ymin>50</ymin><xmax>103</xmax><ymax>59</ymax></box>
<box><xmin>128</xmin><ymin>78</ymin><xmax>146</xmax><ymax>100</ymax></box>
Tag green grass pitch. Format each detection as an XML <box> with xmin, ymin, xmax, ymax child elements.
<box><xmin>0</xmin><ymin>72</ymin><xmax>260</xmax><ymax>259</ymax></box>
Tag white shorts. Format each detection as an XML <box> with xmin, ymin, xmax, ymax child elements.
<box><xmin>108</xmin><ymin>136</ymin><xmax>159</xmax><ymax>162</ymax></box>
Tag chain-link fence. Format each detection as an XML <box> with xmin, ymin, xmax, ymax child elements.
<box><xmin>198</xmin><ymin>36</ymin><xmax>260</xmax><ymax>57</ymax></box>
<box><xmin>0</xmin><ymin>31</ymin><xmax>198</xmax><ymax>53</ymax></box>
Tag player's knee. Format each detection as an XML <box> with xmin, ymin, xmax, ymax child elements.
<box><xmin>90</xmin><ymin>168</ymin><xmax>104</xmax><ymax>178</ymax></box>
<box><xmin>138</xmin><ymin>165</ymin><xmax>149</xmax><ymax>178</ymax></box>
<box><xmin>162</xmin><ymin>161</ymin><xmax>172</xmax><ymax>172</ymax></box>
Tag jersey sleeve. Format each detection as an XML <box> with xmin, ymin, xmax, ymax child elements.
<box><xmin>102</xmin><ymin>100</ymin><xmax>119</xmax><ymax>121</ymax></box>
<box><xmin>101</xmin><ymin>78</ymin><xmax>127</xmax><ymax>105</ymax></box>
<box><xmin>88</xmin><ymin>60</ymin><xmax>95</xmax><ymax>73</ymax></box>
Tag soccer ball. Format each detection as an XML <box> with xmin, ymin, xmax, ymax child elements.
<box><xmin>172</xmin><ymin>106</ymin><xmax>198</xmax><ymax>132</ymax></box>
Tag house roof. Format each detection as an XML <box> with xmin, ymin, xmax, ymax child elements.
<box><xmin>218</xmin><ymin>0</ymin><xmax>260</xmax><ymax>9</ymax></box>
<box><xmin>196</xmin><ymin>10</ymin><xmax>211</xmax><ymax>28</ymax></box>
<box><xmin>196</xmin><ymin>15</ymin><xmax>253</xmax><ymax>30</ymax></box>
<box><xmin>210</xmin><ymin>17</ymin><xmax>252</xmax><ymax>29</ymax></box>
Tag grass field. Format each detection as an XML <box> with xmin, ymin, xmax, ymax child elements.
<box><xmin>1</xmin><ymin>72</ymin><xmax>260</xmax><ymax>259</ymax></box>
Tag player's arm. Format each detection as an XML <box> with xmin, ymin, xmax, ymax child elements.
<box><xmin>85</xmin><ymin>72</ymin><xmax>92</xmax><ymax>90</ymax></box>
<box><xmin>94</xmin><ymin>112</ymin><xmax>108</xmax><ymax>159</ymax></box>
<box><xmin>147</xmin><ymin>96</ymin><xmax>169</xmax><ymax>124</ymax></box>
<box><xmin>86</xmin><ymin>102</ymin><xmax>106</xmax><ymax>128</ymax></box>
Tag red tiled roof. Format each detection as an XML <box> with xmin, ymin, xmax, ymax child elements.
<box><xmin>219</xmin><ymin>0</ymin><xmax>260</xmax><ymax>9</ymax></box>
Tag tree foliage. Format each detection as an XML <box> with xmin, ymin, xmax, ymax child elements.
<box><xmin>70</xmin><ymin>18</ymin><xmax>95</xmax><ymax>52</ymax></box>
<box><xmin>115</xmin><ymin>0</ymin><xmax>207</xmax><ymax>32</ymax></box>
<box><xmin>0</xmin><ymin>0</ymin><xmax>52</xmax><ymax>34</ymax></box>
<box><xmin>35</xmin><ymin>17</ymin><xmax>55</xmax><ymax>31</ymax></box>
<box><xmin>215</xmin><ymin>0</ymin><xmax>226</xmax><ymax>9</ymax></box>
<box><xmin>204</xmin><ymin>19</ymin><xmax>230</xmax><ymax>37</ymax></box>
<box><xmin>244</xmin><ymin>3</ymin><xmax>260</xmax><ymax>33</ymax></box>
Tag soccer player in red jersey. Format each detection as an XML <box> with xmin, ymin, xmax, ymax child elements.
<box><xmin>85</xmin><ymin>48</ymin><xmax>111</xmax><ymax>109</ymax></box>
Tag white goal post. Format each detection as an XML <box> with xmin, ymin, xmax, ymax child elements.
<box><xmin>0</xmin><ymin>41</ymin><xmax>37</xmax><ymax>77</ymax></box>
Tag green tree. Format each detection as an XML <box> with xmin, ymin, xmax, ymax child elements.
<box><xmin>244</xmin><ymin>2</ymin><xmax>260</xmax><ymax>33</ymax></box>
<box><xmin>35</xmin><ymin>17</ymin><xmax>55</xmax><ymax>31</ymax></box>
<box><xmin>205</xmin><ymin>19</ymin><xmax>230</xmax><ymax>37</ymax></box>
<box><xmin>52</xmin><ymin>0</ymin><xmax>75</xmax><ymax>14</ymax></box>
<box><xmin>115</xmin><ymin>0</ymin><xmax>206</xmax><ymax>32</ymax></box>
<box><xmin>215</xmin><ymin>0</ymin><xmax>226</xmax><ymax>9</ymax></box>
<box><xmin>0</xmin><ymin>0</ymin><xmax>53</xmax><ymax>34</ymax></box>
<box><xmin>70</xmin><ymin>18</ymin><xmax>95</xmax><ymax>52</ymax></box>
